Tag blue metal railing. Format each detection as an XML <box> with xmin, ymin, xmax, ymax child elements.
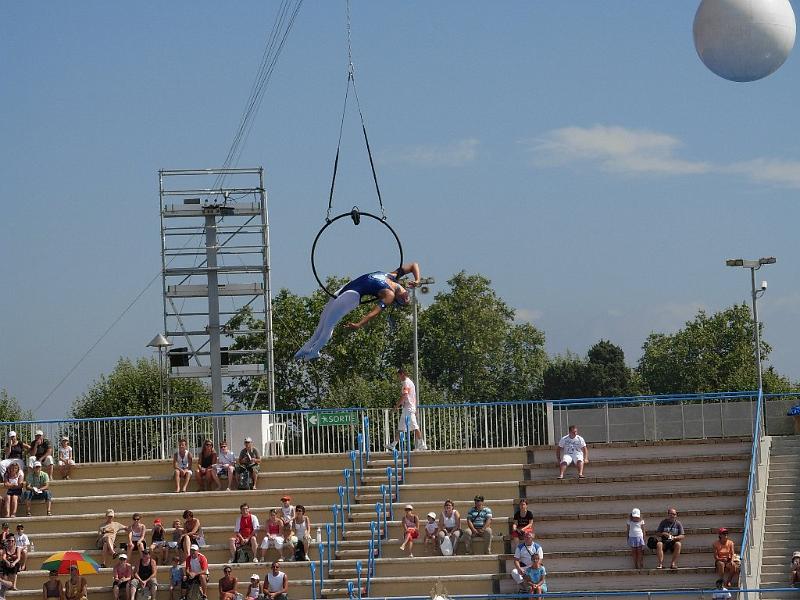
<box><xmin>738</xmin><ymin>388</ymin><xmax>764</xmax><ymax>593</ymax></box>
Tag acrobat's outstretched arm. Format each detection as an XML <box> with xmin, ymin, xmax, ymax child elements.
<box><xmin>345</xmin><ymin>304</ymin><xmax>384</xmax><ymax>330</ymax></box>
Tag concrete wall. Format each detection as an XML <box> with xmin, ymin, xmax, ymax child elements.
<box><xmin>551</xmin><ymin>397</ymin><xmax>798</xmax><ymax>443</ymax></box>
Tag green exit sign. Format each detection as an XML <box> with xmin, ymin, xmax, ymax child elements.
<box><xmin>306</xmin><ymin>411</ymin><xmax>358</xmax><ymax>426</ymax></box>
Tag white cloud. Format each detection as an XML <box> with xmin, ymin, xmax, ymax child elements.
<box><xmin>526</xmin><ymin>124</ymin><xmax>800</xmax><ymax>188</ymax></box>
<box><xmin>379</xmin><ymin>138</ymin><xmax>478</xmax><ymax>167</ymax></box>
<box><xmin>515</xmin><ymin>307</ymin><xmax>544</xmax><ymax>323</ymax></box>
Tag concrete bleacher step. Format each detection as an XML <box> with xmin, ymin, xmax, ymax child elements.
<box><xmin>367</xmin><ymin>448</ymin><xmax>527</xmax><ymax>467</ymax></box>
<box><xmin>523</xmin><ymin>471</ymin><xmax>747</xmax><ymax>497</ymax></box>
<box><xmin>355</xmin><ymin>480</ymin><xmax>521</xmax><ymax>503</ymax></box>
<box><xmin>528</xmin><ymin>438</ymin><xmax>751</xmax><ymax>463</ymax></box>
<box><xmin>360</xmin><ymin>463</ymin><xmax>524</xmax><ymax>485</ymax></box>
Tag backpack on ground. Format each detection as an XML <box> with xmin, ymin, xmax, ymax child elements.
<box><xmin>234</xmin><ymin>544</ymin><xmax>253</xmax><ymax>563</ymax></box>
<box><xmin>236</xmin><ymin>467</ymin><xmax>251</xmax><ymax>490</ymax></box>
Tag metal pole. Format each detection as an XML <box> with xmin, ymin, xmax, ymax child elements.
<box><xmin>750</xmin><ymin>267</ymin><xmax>763</xmax><ymax>393</ymax></box>
<box><xmin>205</xmin><ymin>213</ymin><xmax>224</xmax><ymax>441</ymax></box>
<box><xmin>412</xmin><ymin>287</ymin><xmax>420</xmax><ymax>401</ymax></box>
<box><xmin>259</xmin><ymin>169</ymin><xmax>276</xmax><ymax>413</ymax></box>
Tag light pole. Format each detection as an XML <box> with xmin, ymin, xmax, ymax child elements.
<box><xmin>147</xmin><ymin>334</ymin><xmax>173</xmax><ymax>415</ymax></box>
<box><xmin>411</xmin><ymin>277</ymin><xmax>435</xmax><ymax>446</ymax></box>
<box><xmin>725</xmin><ymin>257</ymin><xmax>776</xmax><ymax>394</ymax></box>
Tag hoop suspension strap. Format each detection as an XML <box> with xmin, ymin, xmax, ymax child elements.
<box><xmin>326</xmin><ymin>1</ymin><xmax>385</xmax><ymax>222</ymax></box>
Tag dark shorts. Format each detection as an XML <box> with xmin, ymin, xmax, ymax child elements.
<box><xmin>113</xmin><ymin>580</ymin><xmax>130</xmax><ymax>591</ymax></box>
<box><xmin>6</xmin><ymin>489</ymin><xmax>21</xmax><ymax>497</ymax></box>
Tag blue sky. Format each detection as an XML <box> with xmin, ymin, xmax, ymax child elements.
<box><xmin>2</xmin><ymin>1</ymin><xmax>800</xmax><ymax>419</ymax></box>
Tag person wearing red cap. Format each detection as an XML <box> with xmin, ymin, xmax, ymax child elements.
<box><xmin>713</xmin><ymin>528</ymin><xmax>739</xmax><ymax>587</ymax></box>
<box><xmin>150</xmin><ymin>518</ymin><xmax>168</xmax><ymax>565</ymax></box>
<box><xmin>279</xmin><ymin>497</ymin><xmax>294</xmax><ymax>525</ymax></box>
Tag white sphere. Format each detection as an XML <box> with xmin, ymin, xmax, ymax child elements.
<box><xmin>693</xmin><ymin>0</ymin><xmax>796</xmax><ymax>82</ymax></box>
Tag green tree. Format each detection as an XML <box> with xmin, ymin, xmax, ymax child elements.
<box><xmin>420</xmin><ymin>271</ymin><xmax>547</xmax><ymax>403</ymax></box>
<box><xmin>586</xmin><ymin>339</ymin><xmax>634</xmax><ymax>397</ymax></box>
<box><xmin>542</xmin><ymin>352</ymin><xmax>593</xmax><ymax>400</ymax></box>
<box><xmin>0</xmin><ymin>389</ymin><xmax>32</xmax><ymax>423</ymax></box>
<box><xmin>543</xmin><ymin>341</ymin><xmax>641</xmax><ymax>399</ymax></box>
<box><xmin>71</xmin><ymin>357</ymin><xmax>210</xmax><ymax>418</ymax></box>
<box><xmin>637</xmin><ymin>303</ymin><xmax>792</xmax><ymax>394</ymax></box>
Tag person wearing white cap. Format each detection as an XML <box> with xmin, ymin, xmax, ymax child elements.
<box><xmin>98</xmin><ymin>510</ymin><xmax>129</xmax><ymax>568</ymax></box>
<box><xmin>423</xmin><ymin>512</ymin><xmax>438</xmax><ymax>554</ymax></box>
<box><xmin>1</xmin><ymin>432</ymin><xmax>26</xmax><ymax>480</ymax></box>
<box><xmin>183</xmin><ymin>544</ymin><xmax>208</xmax><ymax>599</ymax></box>
<box><xmin>399</xmin><ymin>504</ymin><xmax>419</xmax><ymax>557</ymax></box>
<box><xmin>626</xmin><ymin>508</ymin><xmax>646</xmax><ymax>570</ymax></box>
<box><xmin>245</xmin><ymin>574</ymin><xmax>260</xmax><ymax>600</ymax></box>
<box><xmin>511</xmin><ymin>530</ymin><xmax>544</xmax><ymax>589</ymax></box>
<box><xmin>22</xmin><ymin>461</ymin><xmax>51</xmax><ymax>517</ymax></box>
<box><xmin>111</xmin><ymin>553</ymin><xmax>132</xmax><ymax>600</ymax></box>
<box><xmin>57</xmin><ymin>436</ymin><xmax>75</xmax><ymax>480</ymax></box>
<box><xmin>27</xmin><ymin>430</ymin><xmax>54</xmax><ymax>478</ymax></box>
<box><xmin>237</xmin><ymin>438</ymin><xmax>261</xmax><ymax>490</ymax></box>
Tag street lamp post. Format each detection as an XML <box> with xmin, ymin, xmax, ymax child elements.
<box><xmin>411</xmin><ymin>277</ymin><xmax>435</xmax><ymax>446</ymax></box>
<box><xmin>147</xmin><ymin>334</ymin><xmax>173</xmax><ymax>460</ymax></box>
<box><xmin>725</xmin><ymin>257</ymin><xmax>776</xmax><ymax>395</ymax></box>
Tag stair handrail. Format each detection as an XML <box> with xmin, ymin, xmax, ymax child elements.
<box><xmin>349</xmin><ymin>450</ymin><xmax>359</xmax><ymax>497</ymax></box>
<box><xmin>325</xmin><ymin>523</ymin><xmax>332</xmax><ymax>573</ymax></box>
<box><xmin>738</xmin><ymin>387</ymin><xmax>764</xmax><ymax>592</ymax></box>
<box><xmin>317</xmin><ymin>542</ymin><xmax>325</xmax><ymax>593</ymax></box>
<box><xmin>357</xmin><ymin>432</ymin><xmax>365</xmax><ymax>482</ymax></box>
<box><xmin>309</xmin><ymin>562</ymin><xmax>317</xmax><ymax>600</ymax></box>
<box><xmin>331</xmin><ymin>504</ymin><xmax>340</xmax><ymax>553</ymax></box>
<box><xmin>405</xmin><ymin>414</ymin><xmax>412</xmax><ymax>466</ymax></box>
<box><xmin>356</xmin><ymin>560</ymin><xmax>363</xmax><ymax>600</ymax></box>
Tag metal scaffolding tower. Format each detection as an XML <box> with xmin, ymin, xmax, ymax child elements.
<box><xmin>159</xmin><ymin>168</ymin><xmax>275</xmax><ymax>418</ymax></box>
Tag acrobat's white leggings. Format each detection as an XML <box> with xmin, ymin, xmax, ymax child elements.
<box><xmin>295</xmin><ymin>290</ymin><xmax>361</xmax><ymax>360</ymax></box>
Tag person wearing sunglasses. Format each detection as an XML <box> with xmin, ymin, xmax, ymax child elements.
<box><xmin>196</xmin><ymin>440</ymin><xmax>218</xmax><ymax>492</ymax></box>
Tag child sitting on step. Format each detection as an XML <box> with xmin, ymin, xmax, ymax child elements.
<box><xmin>423</xmin><ymin>512</ymin><xmax>438</xmax><ymax>555</ymax></box>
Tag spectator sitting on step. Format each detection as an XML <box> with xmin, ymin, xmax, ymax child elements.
<box><xmin>111</xmin><ymin>554</ymin><xmax>133</xmax><ymax>600</ymax></box>
<box><xmin>168</xmin><ymin>556</ymin><xmax>183</xmax><ymax>600</ymax></box>
<box><xmin>511</xmin><ymin>530</ymin><xmax>544</xmax><ymax>590</ymax></box>
<box><xmin>180</xmin><ymin>510</ymin><xmax>202</xmax><ymax>558</ymax></box>
<box><xmin>713</xmin><ymin>528</ymin><xmax>739</xmax><ymax>588</ymax></box>
<box><xmin>27</xmin><ymin>430</ymin><xmax>54</xmax><ymax>479</ymax></box>
<box><xmin>291</xmin><ymin>505</ymin><xmax>312</xmax><ymax>562</ymax></box>
<box><xmin>173</xmin><ymin>439</ymin><xmax>193</xmax><ymax>494</ymax></box>
<box><xmin>712</xmin><ymin>578</ymin><xmax>732</xmax><ymax>600</ymax></box>
<box><xmin>463</xmin><ymin>495</ymin><xmax>493</xmax><ymax>555</ymax></box>
<box><xmin>168</xmin><ymin>520</ymin><xmax>184</xmax><ymax>561</ymax></box>
<box><xmin>245</xmin><ymin>574</ymin><xmax>260</xmax><ymax>600</ymax></box>
<box><xmin>263</xmin><ymin>561</ymin><xmax>288</xmax><ymax>600</ymax></box>
<box><xmin>259</xmin><ymin>509</ymin><xmax>285</xmax><ymax>563</ymax></box>
<box><xmin>556</xmin><ymin>424</ymin><xmax>588</xmax><ymax>480</ymax></box>
<box><xmin>216</xmin><ymin>442</ymin><xmax>236</xmax><ymax>491</ymax></box>
<box><xmin>279</xmin><ymin>522</ymin><xmax>296</xmax><ymax>562</ymax></box>
<box><xmin>0</xmin><ymin>538</ymin><xmax>21</xmax><ymax>590</ymax></box>
<box><xmin>511</xmin><ymin>498</ymin><xmax>534</xmax><ymax>541</ymax></box>
<box><xmin>131</xmin><ymin>548</ymin><xmax>159</xmax><ymax>600</ymax></box>
<box><xmin>0</xmin><ymin>524</ymin><xmax>10</xmax><ymax>546</ymax></box>
<box><xmin>43</xmin><ymin>570</ymin><xmax>63</xmax><ymax>600</ymax></box>
<box><xmin>399</xmin><ymin>504</ymin><xmax>419</xmax><ymax>558</ymax></box>
<box><xmin>183</xmin><ymin>544</ymin><xmax>209</xmax><ymax>600</ymax></box>
<box><xmin>218</xmin><ymin>565</ymin><xmax>238</xmax><ymax>600</ymax></box>
<box><xmin>237</xmin><ymin>438</ymin><xmax>261</xmax><ymax>491</ymax></box>
<box><xmin>128</xmin><ymin>513</ymin><xmax>148</xmax><ymax>558</ymax></box>
<box><xmin>436</xmin><ymin>499</ymin><xmax>461</xmax><ymax>556</ymax></box>
<box><xmin>791</xmin><ymin>551</ymin><xmax>800</xmax><ymax>587</ymax></box>
<box><xmin>651</xmin><ymin>507</ymin><xmax>684</xmax><ymax>569</ymax></box>
<box><xmin>279</xmin><ymin>497</ymin><xmax>294</xmax><ymax>525</ymax></box>
<box><xmin>64</xmin><ymin>564</ymin><xmax>88</xmax><ymax>600</ymax></box>
<box><xmin>0</xmin><ymin>432</ymin><xmax>26</xmax><ymax>480</ymax></box>
<box><xmin>0</xmin><ymin>573</ymin><xmax>12</xmax><ymax>600</ymax></box>
<box><xmin>423</xmin><ymin>512</ymin><xmax>438</xmax><ymax>555</ymax></box>
<box><xmin>3</xmin><ymin>463</ymin><xmax>23</xmax><ymax>518</ymax></box>
<box><xmin>229</xmin><ymin>503</ymin><xmax>260</xmax><ymax>563</ymax></box>
<box><xmin>196</xmin><ymin>440</ymin><xmax>218</xmax><ymax>492</ymax></box>
<box><xmin>22</xmin><ymin>461</ymin><xmax>51</xmax><ymax>517</ymax></box>
<box><xmin>522</xmin><ymin>553</ymin><xmax>548</xmax><ymax>595</ymax></box>
<box><xmin>13</xmin><ymin>525</ymin><xmax>29</xmax><ymax>572</ymax></box>
<box><xmin>57</xmin><ymin>437</ymin><xmax>76</xmax><ymax>480</ymax></box>
<box><xmin>150</xmin><ymin>518</ymin><xmax>168</xmax><ymax>565</ymax></box>
<box><xmin>98</xmin><ymin>509</ymin><xmax>129</xmax><ymax>568</ymax></box>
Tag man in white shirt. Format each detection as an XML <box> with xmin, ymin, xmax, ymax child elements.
<box><xmin>13</xmin><ymin>525</ymin><xmax>29</xmax><ymax>572</ymax></box>
<box><xmin>387</xmin><ymin>368</ymin><xmax>426</xmax><ymax>451</ymax></box>
<box><xmin>556</xmin><ymin>424</ymin><xmax>588</xmax><ymax>479</ymax></box>
<box><xmin>216</xmin><ymin>441</ymin><xmax>237</xmax><ymax>491</ymax></box>
<box><xmin>511</xmin><ymin>530</ymin><xmax>544</xmax><ymax>588</ymax></box>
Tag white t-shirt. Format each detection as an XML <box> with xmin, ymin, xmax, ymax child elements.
<box><xmin>401</xmin><ymin>377</ymin><xmax>417</xmax><ymax>412</ymax></box>
<box><xmin>627</xmin><ymin>519</ymin><xmax>645</xmax><ymax>539</ymax></box>
<box><xmin>514</xmin><ymin>542</ymin><xmax>544</xmax><ymax>567</ymax></box>
<box><xmin>217</xmin><ymin>450</ymin><xmax>236</xmax><ymax>467</ymax></box>
<box><xmin>558</xmin><ymin>434</ymin><xmax>586</xmax><ymax>457</ymax></box>
<box><xmin>14</xmin><ymin>533</ymin><xmax>29</xmax><ymax>549</ymax></box>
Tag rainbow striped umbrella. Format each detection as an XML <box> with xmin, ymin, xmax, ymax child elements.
<box><xmin>41</xmin><ymin>551</ymin><xmax>101</xmax><ymax>575</ymax></box>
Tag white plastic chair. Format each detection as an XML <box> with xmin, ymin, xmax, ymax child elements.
<box><xmin>264</xmin><ymin>422</ymin><xmax>286</xmax><ymax>457</ymax></box>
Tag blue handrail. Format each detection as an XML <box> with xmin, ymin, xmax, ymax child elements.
<box><xmin>366</xmin><ymin>538</ymin><xmax>374</xmax><ymax>596</ymax></box>
<box><xmin>380</xmin><ymin>484</ymin><xmax>392</xmax><ymax>521</ymax></box>
<box><xmin>325</xmin><ymin>523</ymin><xmax>332</xmax><ymax>573</ymax></box>
<box><xmin>373</xmin><ymin>507</ymin><xmax>383</xmax><ymax>555</ymax></box>
<box><xmin>331</xmin><ymin>504</ymin><xmax>340</xmax><ymax>553</ymax></box>
<box><xmin>739</xmin><ymin>387</ymin><xmax>764</xmax><ymax>587</ymax></box>
<box><xmin>405</xmin><ymin>414</ymin><xmax>412</xmax><ymax>467</ymax></box>
<box><xmin>357</xmin><ymin>433</ymin><xmax>365</xmax><ymax>482</ymax></box>
<box><xmin>363</xmin><ymin>416</ymin><xmax>370</xmax><ymax>464</ymax></box>
<box><xmin>318</xmin><ymin>543</ymin><xmax>325</xmax><ymax>591</ymax></box>
<box><xmin>356</xmin><ymin>560</ymin><xmax>363</xmax><ymax>600</ymax></box>
<box><xmin>349</xmin><ymin>450</ymin><xmax>358</xmax><ymax>497</ymax></box>
<box><xmin>347</xmin><ymin>581</ymin><xmax>355</xmax><ymax>600</ymax></box>
<box><xmin>309</xmin><ymin>562</ymin><xmax>317</xmax><ymax>600</ymax></box>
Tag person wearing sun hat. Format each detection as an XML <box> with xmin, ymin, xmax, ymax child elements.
<box><xmin>399</xmin><ymin>504</ymin><xmax>419</xmax><ymax>558</ymax></box>
<box><xmin>64</xmin><ymin>563</ymin><xmax>88</xmax><ymax>600</ymax></box>
<box><xmin>98</xmin><ymin>509</ymin><xmax>128</xmax><ymax>568</ymax></box>
<box><xmin>57</xmin><ymin>436</ymin><xmax>75</xmax><ymax>480</ymax></box>
<box><xmin>1</xmin><ymin>432</ymin><xmax>25</xmax><ymax>480</ymax></box>
<box><xmin>27</xmin><ymin>430</ymin><xmax>54</xmax><ymax>479</ymax></box>
<box><xmin>245</xmin><ymin>574</ymin><xmax>261</xmax><ymax>600</ymax></box>
<box><xmin>111</xmin><ymin>553</ymin><xmax>133</xmax><ymax>600</ymax></box>
<box><xmin>183</xmin><ymin>544</ymin><xmax>209</xmax><ymax>599</ymax></box>
<box><xmin>713</xmin><ymin>527</ymin><xmax>739</xmax><ymax>587</ymax></box>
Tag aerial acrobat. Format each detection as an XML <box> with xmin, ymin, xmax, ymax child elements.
<box><xmin>294</xmin><ymin>262</ymin><xmax>421</xmax><ymax>361</ymax></box>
